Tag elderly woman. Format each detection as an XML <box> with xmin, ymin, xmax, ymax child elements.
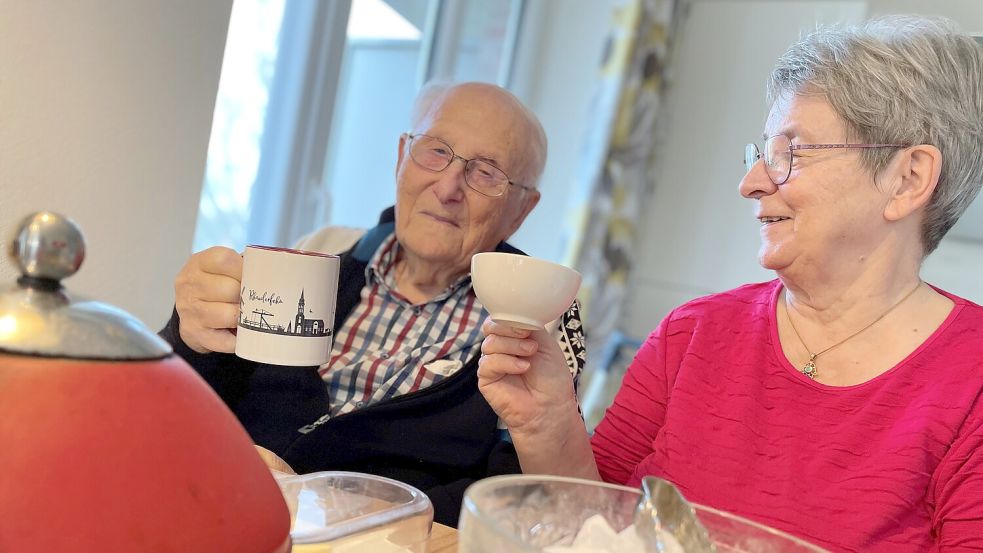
<box><xmin>477</xmin><ymin>15</ymin><xmax>983</xmax><ymax>552</ymax></box>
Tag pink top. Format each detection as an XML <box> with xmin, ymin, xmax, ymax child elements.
<box><xmin>592</xmin><ymin>280</ymin><xmax>983</xmax><ymax>552</ymax></box>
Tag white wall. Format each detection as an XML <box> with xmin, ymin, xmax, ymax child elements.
<box><xmin>0</xmin><ymin>0</ymin><xmax>233</xmax><ymax>329</ymax></box>
<box><xmin>868</xmin><ymin>0</ymin><xmax>983</xmax><ymax>25</ymax></box>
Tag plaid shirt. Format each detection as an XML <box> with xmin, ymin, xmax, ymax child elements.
<box><xmin>318</xmin><ymin>234</ymin><xmax>484</xmax><ymax>418</ymax></box>
<box><xmin>302</xmin><ymin>232</ymin><xmax>586</xmax><ymax>430</ymax></box>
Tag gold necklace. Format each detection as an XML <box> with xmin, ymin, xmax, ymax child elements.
<box><xmin>784</xmin><ymin>281</ymin><xmax>922</xmax><ymax>379</ymax></box>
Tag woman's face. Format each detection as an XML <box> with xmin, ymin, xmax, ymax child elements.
<box><xmin>739</xmin><ymin>93</ymin><xmax>895</xmax><ymax>278</ymax></box>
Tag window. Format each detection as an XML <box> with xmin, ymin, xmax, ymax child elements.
<box><xmin>192</xmin><ymin>0</ymin><xmax>525</xmax><ymax>251</ymax></box>
<box><xmin>319</xmin><ymin>0</ymin><xmax>429</xmax><ymax>229</ymax></box>
<box><xmin>193</xmin><ymin>0</ymin><xmax>286</xmax><ymax>252</ymax></box>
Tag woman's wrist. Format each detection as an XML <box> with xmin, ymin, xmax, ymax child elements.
<box><xmin>509</xmin><ymin>399</ymin><xmax>600</xmax><ymax>480</ymax></box>
<box><xmin>507</xmin><ymin>390</ymin><xmax>579</xmax><ymax>439</ymax></box>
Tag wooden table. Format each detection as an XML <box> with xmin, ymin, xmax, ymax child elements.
<box><xmin>425</xmin><ymin>522</ymin><xmax>458</xmax><ymax>552</ymax></box>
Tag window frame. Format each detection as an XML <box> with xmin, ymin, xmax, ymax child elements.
<box><xmin>201</xmin><ymin>0</ymin><xmax>529</xmax><ymax>248</ymax></box>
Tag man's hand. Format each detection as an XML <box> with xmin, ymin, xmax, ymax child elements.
<box><xmin>174</xmin><ymin>246</ymin><xmax>243</xmax><ymax>354</ymax></box>
<box><xmin>477</xmin><ymin>320</ymin><xmax>578</xmax><ymax>437</ymax></box>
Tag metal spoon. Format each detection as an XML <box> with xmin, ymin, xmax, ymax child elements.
<box><xmin>633</xmin><ymin>476</ymin><xmax>716</xmax><ymax>552</ymax></box>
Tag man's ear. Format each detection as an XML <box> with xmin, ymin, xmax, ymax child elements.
<box><xmin>505</xmin><ymin>188</ymin><xmax>541</xmax><ymax>237</ymax></box>
<box><xmin>395</xmin><ymin>133</ymin><xmax>408</xmax><ymax>180</ymax></box>
<box><xmin>883</xmin><ymin>144</ymin><xmax>942</xmax><ymax>222</ymax></box>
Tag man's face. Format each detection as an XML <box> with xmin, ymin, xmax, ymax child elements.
<box><xmin>394</xmin><ymin>88</ymin><xmax>540</xmax><ymax>275</ymax></box>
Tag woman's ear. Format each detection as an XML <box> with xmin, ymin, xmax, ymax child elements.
<box><xmin>883</xmin><ymin>144</ymin><xmax>942</xmax><ymax>222</ymax></box>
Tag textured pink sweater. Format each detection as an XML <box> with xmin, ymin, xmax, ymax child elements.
<box><xmin>591</xmin><ymin>280</ymin><xmax>983</xmax><ymax>552</ymax></box>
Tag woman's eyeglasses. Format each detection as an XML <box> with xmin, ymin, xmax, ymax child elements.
<box><xmin>744</xmin><ymin>134</ymin><xmax>907</xmax><ymax>185</ymax></box>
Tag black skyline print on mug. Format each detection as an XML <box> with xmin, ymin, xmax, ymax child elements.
<box><xmin>239</xmin><ymin>288</ymin><xmax>332</xmax><ymax>338</ymax></box>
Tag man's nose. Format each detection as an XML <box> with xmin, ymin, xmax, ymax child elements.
<box><xmin>432</xmin><ymin>156</ymin><xmax>467</xmax><ymax>202</ymax></box>
<box><xmin>739</xmin><ymin>158</ymin><xmax>778</xmax><ymax>199</ymax></box>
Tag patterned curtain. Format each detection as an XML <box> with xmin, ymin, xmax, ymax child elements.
<box><xmin>564</xmin><ymin>0</ymin><xmax>682</xmax><ymax>364</ymax></box>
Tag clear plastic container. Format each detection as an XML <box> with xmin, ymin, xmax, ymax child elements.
<box><xmin>459</xmin><ymin>475</ymin><xmax>830</xmax><ymax>553</ymax></box>
<box><xmin>274</xmin><ymin>471</ymin><xmax>433</xmax><ymax>552</ymax></box>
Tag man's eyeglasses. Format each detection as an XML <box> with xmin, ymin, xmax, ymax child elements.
<box><xmin>406</xmin><ymin>133</ymin><xmax>531</xmax><ymax>197</ymax></box>
<box><xmin>744</xmin><ymin>134</ymin><xmax>907</xmax><ymax>185</ymax></box>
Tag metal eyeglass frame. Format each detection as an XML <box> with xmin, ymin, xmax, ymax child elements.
<box><xmin>745</xmin><ymin>134</ymin><xmax>908</xmax><ymax>185</ymax></box>
<box><xmin>406</xmin><ymin>133</ymin><xmax>533</xmax><ymax>197</ymax></box>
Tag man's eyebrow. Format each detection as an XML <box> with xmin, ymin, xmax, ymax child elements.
<box><xmin>470</xmin><ymin>149</ymin><xmax>507</xmax><ymax>169</ymax></box>
<box><xmin>426</xmin><ymin>132</ymin><xmax>505</xmax><ymax>165</ymax></box>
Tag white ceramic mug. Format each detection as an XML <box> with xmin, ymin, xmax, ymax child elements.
<box><xmin>236</xmin><ymin>245</ymin><xmax>340</xmax><ymax>366</ymax></box>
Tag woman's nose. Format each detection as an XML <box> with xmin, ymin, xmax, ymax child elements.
<box><xmin>739</xmin><ymin>158</ymin><xmax>778</xmax><ymax>199</ymax></box>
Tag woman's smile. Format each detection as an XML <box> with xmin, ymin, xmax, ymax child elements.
<box><xmin>759</xmin><ymin>216</ymin><xmax>791</xmax><ymax>225</ymax></box>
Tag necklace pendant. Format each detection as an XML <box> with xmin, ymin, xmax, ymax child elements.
<box><xmin>801</xmin><ymin>356</ymin><xmax>818</xmax><ymax>379</ymax></box>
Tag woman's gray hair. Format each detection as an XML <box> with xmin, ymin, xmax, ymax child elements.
<box><xmin>768</xmin><ymin>15</ymin><xmax>983</xmax><ymax>255</ymax></box>
<box><xmin>409</xmin><ymin>80</ymin><xmax>548</xmax><ymax>189</ymax></box>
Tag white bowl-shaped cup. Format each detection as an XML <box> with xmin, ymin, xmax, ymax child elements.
<box><xmin>471</xmin><ymin>252</ymin><xmax>582</xmax><ymax>331</ymax></box>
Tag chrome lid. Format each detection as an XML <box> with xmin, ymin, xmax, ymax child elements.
<box><xmin>0</xmin><ymin>212</ymin><xmax>172</xmax><ymax>360</ymax></box>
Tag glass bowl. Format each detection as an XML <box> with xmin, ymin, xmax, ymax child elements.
<box><xmin>459</xmin><ymin>475</ymin><xmax>829</xmax><ymax>553</ymax></box>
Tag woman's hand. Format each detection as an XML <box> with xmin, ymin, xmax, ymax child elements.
<box><xmin>478</xmin><ymin>319</ymin><xmax>600</xmax><ymax>480</ymax></box>
<box><xmin>477</xmin><ymin>320</ymin><xmax>578</xmax><ymax>437</ymax></box>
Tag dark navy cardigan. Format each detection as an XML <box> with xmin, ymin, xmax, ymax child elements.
<box><xmin>160</xmin><ymin>208</ymin><xmax>521</xmax><ymax>526</ymax></box>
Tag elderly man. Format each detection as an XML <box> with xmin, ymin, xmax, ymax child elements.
<box><xmin>159</xmin><ymin>82</ymin><xmax>585</xmax><ymax>525</ymax></box>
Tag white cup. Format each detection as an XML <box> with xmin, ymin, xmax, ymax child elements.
<box><xmin>236</xmin><ymin>245</ymin><xmax>340</xmax><ymax>366</ymax></box>
<box><xmin>471</xmin><ymin>252</ymin><xmax>582</xmax><ymax>331</ymax></box>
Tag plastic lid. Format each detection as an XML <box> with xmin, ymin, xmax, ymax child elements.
<box><xmin>274</xmin><ymin>471</ymin><xmax>433</xmax><ymax>546</ymax></box>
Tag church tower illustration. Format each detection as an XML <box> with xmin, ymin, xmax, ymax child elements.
<box><xmin>294</xmin><ymin>289</ymin><xmax>326</xmax><ymax>336</ymax></box>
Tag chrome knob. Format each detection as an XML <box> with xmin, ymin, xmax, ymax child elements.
<box><xmin>10</xmin><ymin>211</ymin><xmax>85</xmax><ymax>283</ymax></box>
